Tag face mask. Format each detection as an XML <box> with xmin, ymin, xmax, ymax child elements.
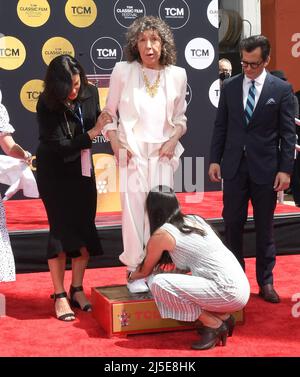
<box><xmin>219</xmin><ymin>71</ymin><xmax>231</xmax><ymax>81</ymax></box>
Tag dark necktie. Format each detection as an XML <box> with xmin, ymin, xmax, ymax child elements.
<box><xmin>245</xmin><ymin>80</ymin><xmax>256</xmax><ymax>124</ymax></box>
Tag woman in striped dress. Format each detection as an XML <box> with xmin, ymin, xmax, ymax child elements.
<box><xmin>127</xmin><ymin>185</ymin><xmax>250</xmax><ymax>350</ymax></box>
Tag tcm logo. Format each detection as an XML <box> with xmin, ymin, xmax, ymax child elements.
<box><xmin>0</xmin><ymin>36</ymin><xmax>26</xmax><ymax>70</ymax></box>
<box><xmin>26</xmin><ymin>91</ymin><xmax>42</xmax><ymax>100</ymax></box>
<box><xmin>165</xmin><ymin>8</ymin><xmax>184</xmax><ymax>17</ymax></box>
<box><xmin>17</xmin><ymin>0</ymin><xmax>50</xmax><ymax>27</ymax></box>
<box><xmin>97</xmin><ymin>49</ymin><xmax>117</xmax><ymax>58</ymax></box>
<box><xmin>159</xmin><ymin>0</ymin><xmax>190</xmax><ymax>29</ymax></box>
<box><xmin>90</xmin><ymin>37</ymin><xmax>123</xmax><ymax>70</ymax></box>
<box><xmin>71</xmin><ymin>6</ymin><xmax>91</xmax><ymax>14</ymax></box>
<box><xmin>20</xmin><ymin>79</ymin><xmax>44</xmax><ymax>112</ymax></box>
<box><xmin>65</xmin><ymin>0</ymin><xmax>97</xmax><ymax>28</ymax></box>
<box><xmin>209</xmin><ymin>79</ymin><xmax>221</xmax><ymax>108</ymax></box>
<box><xmin>19</xmin><ymin>7</ymin><xmax>48</xmax><ymax>11</ymax></box>
<box><xmin>185</xmin><ymin>38</ymin><xmax>215</xmax><ymax>70</ymax></box>
<box><xmin>0</xmin><ymin>48</ymin><xmax>19</xmax><ymax>57</ymax></box>
<box><xmin>191</xmin><ymin>49</ymin><xmax>210</xmax><ymax>57</ymax></box>
<box><xmin>207</xmin><ymin>0</ymin><xmax>219</xmax><ymax>28</ymax></box>
<box><xmin>114</xmin><ymin>0</ymin><xmax>146</xmax><ymax>28</ymax></box>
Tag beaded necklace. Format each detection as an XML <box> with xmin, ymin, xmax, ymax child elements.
<box><xmin>141</xmin><ymin>67</ymin><xmax>161</xmax><ymax>98</ymax></box>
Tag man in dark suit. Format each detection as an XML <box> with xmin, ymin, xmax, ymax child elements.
<box><xmin>208</xmin><ymin>35</ymin><xmax>296</xmax><ymax>303</ymax></box>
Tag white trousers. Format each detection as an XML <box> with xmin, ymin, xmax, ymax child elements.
<box><xmin>119</xmin><ymin>141</ymin><xmax>177</xmax><ymax>270</ymax></box>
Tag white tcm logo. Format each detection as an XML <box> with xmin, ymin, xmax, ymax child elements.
<box><xmin>207</xmin><ymin>0</ymin><xmax>218</xmax><ymax>28</ymax></box>
<box><xmin>185</xmin><ymin>38</ymin><xmax>215</xmax><ymax>70</ymax></box>
<box><xmin>114</xmin><ymin>0</ymin><xmax>146</xmax><ymax>28</ymax></box>
<box><xmin>209</xmin><ymin>79</ymin><xmax>221</xmax><ymax>108</ymax></box>
<box><xmin>159</xmin><ymin>0</ymin><xmax>190</xmax><ymax>29</ymax></box>
<box><xmin>90</xmin><ymin>37</ymin><xmax>123</xmax><ymax>71</ymax></box>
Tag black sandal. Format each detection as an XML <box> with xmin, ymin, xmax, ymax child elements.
<box><xmin>50</xmin><ymin>291</ymin><xmax>75</xmax><ymax>321</ymax></box>
<box><xmin>69</xmin><ymin>285</ymin><xmax>92</xmax><ymax>312</ymax></box>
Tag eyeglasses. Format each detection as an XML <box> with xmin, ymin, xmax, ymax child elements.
<box><xmin>241</xmin><ymin>60</ymin><xmax>264</xmax><ymax>69</ymax></box>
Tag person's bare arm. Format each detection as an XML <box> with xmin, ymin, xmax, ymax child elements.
<box><xmin>0</xmin><ymin>135</ymin><xmax>31</xmax><ymax>163</ymax></box>
<box><xmin>128</xmin><ymin>230</ymin><xmax>175</xmax><ymax>281</ymax></box>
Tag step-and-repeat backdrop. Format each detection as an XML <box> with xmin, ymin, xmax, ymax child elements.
<box><xmin>0</xmin><ymin>0</ymin><xmax>220</xmax><ymax>209</ymax></box>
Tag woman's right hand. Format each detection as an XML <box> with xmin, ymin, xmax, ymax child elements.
<box><xmin>96</xmin><ymin>111</ymin><xmax>112</xmax><ymax>132</ymax></box>
<box><xmin>88</xmin><ymin>111</ymin><xmax>112</xmax><ymax>140</ymax></box>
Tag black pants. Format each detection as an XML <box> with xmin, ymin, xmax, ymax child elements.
<box><xmin>222</xmin><ymin>157</ymin><xmax>277</xmax><ymax>287</ymax></box>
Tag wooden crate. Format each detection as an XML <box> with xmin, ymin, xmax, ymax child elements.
<box><xmin>91</xmin><ymin>285</ymin><xmax>244</xmax><ymax>337</ymax></box>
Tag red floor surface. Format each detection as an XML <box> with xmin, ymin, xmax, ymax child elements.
<box><xmin>4</xmin><ymin>191</ymin><xmax>300</xmax><ymax>231</ymax></box>
<box><xmin>0</xmin><ymin>255</ymin><xmax>300</xmax><ymax>357</ymax></box>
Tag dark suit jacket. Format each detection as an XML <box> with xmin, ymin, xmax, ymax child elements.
<box><xmin>210</xmin><ymin>72</ymin><xmax>296</xmax><ymax>184</ymax></box>
<box><xmin>36</xmin><ymin>83</ymin><xmax>100</xmax><ymax>179</ymax></box>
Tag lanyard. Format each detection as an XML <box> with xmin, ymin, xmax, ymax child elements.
<box><xmin>74</xmin><ymin>105</ymin><xmax>85</xmax><ymax>132</ymax></box>
<box><xmin>63</xmin><ymin>103</ymin><xmax>84</xmax><ymax>138</ymax></box>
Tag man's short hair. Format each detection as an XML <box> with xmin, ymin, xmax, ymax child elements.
<box><xmin>240</xmin><ymin>35</ymin><xmax>271</xmax><ymax>61</ymax></box>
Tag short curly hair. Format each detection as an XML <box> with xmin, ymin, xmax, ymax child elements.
<box><xmin>124</xmin><ymin>16</ymin><xmax>176</xmax><ymax>66</ymax></box>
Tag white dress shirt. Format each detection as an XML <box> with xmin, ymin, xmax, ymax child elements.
<box><xmin>243</xmin><ymin>69</ymin><xmax>267</xmax><ymax>110</ymax></box>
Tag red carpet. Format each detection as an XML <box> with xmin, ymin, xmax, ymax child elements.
<box><xmin>4</xmin><ymin>192</ymin><xmax>300</xmax><ymax>231</ymax></box>
<box><xmin>0</xmin><ymin>255</ymin><xmax>300</xmax><ymax>357</ymax></box>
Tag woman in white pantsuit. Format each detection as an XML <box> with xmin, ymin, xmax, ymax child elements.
<box><xmin>102</xmin><ymin>16</ymin><xmax>187</xmax><ymax>293</ymax></box>
<box><xmin>128</xmin><ymin>186</ymin><xmax>250</xmax><ymax>350</ymax></box>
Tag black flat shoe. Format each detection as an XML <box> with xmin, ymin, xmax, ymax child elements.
<box><xmin>69</xmin><ymin>285</ymin><xmax>92</xmax><ymax>312</ymax></box>
<box><xmin>50</xmin><ymin>291</ymin><xmax>75</xmax><ymax>321</ymax></box>
<box><xmin>192</xmin><ymin>323</ymin><xmax>228</xmax><ymax>350</ymax></box>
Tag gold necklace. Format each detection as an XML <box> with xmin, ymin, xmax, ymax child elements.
<box><xmin>142</xmin><ymin>68</ymin><xmax>160</xmax><ymax>98</ymax></box>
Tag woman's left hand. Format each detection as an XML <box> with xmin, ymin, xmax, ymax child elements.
<box><xmin>159</xmin><ymin>137</ymin><xmax>177</xmax><ymax>160</ymax></box>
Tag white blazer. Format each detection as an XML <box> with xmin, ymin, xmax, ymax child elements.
<box><xmin>102</xmin><ymin>61</ymin><xmax>187</xmax><ymax>157</ymax></box>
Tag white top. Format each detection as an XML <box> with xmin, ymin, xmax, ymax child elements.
<box><xmin>0</xmin><ymin>90</ymin><xmax>38</xmax><ymax>200</ymax></box>
<box><xmin>101</xmin><ymin>61</ymin><xmax>187</xmax><ymax>157</ymax></box>
<box><xmin>133</xmin><ymin>67</ymin><xmax>170</xmax><ymax>143</ymax></box>
<box><xmin>0</xmin><ymin>90</ymin><xmax>15</xmax><ymax>135</ymax></box>
<box><xmin>243</xmin><ymin>69</ymin><xmax>267</xmax><ymax>110</ymax></box>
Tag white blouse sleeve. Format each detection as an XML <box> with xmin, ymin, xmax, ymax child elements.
<box><xmin>101</xmin><ymin>62</ymin><xmax>123</xmax><ymax>140</ymax></box>
<box><xmin>0</xmin><ymin>91</ymin><xmax>15</xmax><ymax>136</ymax></box>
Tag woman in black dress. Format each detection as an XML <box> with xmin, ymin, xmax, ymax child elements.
<box><xmin>36</xmin><ymin>55</ymin><xmax>111</xmax><ymax>321</ymax></box>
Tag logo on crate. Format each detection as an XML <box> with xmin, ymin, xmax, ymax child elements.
<box><xmin>118</xmin><ymin>310</ymin><xmax>131</xmax><ymax>327</ymax></box>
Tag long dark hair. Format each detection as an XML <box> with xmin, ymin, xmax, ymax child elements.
<box><xmin>42</xmin><ymin>54</ymin><xmax>88</xmax><ymax>111</ymax></box>
<box><xmin>146</xmin><ymin>186</ymin><xmax>206</xmax><ymax>269</ymax></box>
